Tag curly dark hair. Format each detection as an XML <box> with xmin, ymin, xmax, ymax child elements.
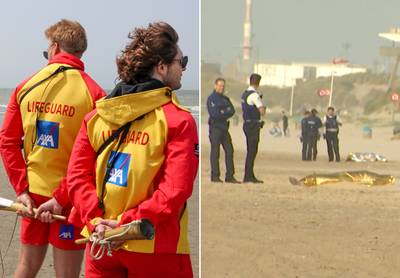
<box><xmin>116</xmin><ymin>22</ymin><xmax>179</xmax><ymax>84</ymax></box>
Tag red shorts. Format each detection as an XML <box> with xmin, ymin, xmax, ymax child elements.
<box><xmin>85</xmin><ymin>245</ymin><xmax>193</xmax><ymax>277</ymax></box>
<box><xmin>20</xmin><ymin>192</ymin><xmax>84</xmax><ymax>250</ymax></box>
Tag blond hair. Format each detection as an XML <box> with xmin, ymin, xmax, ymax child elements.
<box><xmin>45</xmin><ymin>19</ymin><xmax>87</xmax><ymax>54</ymax></box>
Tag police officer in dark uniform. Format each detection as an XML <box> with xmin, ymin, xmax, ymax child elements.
<box><xmin>207</xmin><ymin>78</ymin><xmax>240</xmax><ymax>183</ymax></box>
<box><xmin>301</xmin><ymin>109</ymin><xmax>322</xmax><ymax>161</ymax></box>
<box><xmin>310</xmin><ymin>108</ymin><xmax>322</xmax><ymax>160</ymax></box>
<box><xmin>242</xmin><ymin>73</ymin><xmax>265</xmax><ymax>183</ymax></box>
<box><xmin>300</xmin><ymin>110</ymin><xmax>311</xmax><ymax>161</ymax></box>
<box><xmin>323</xmin><ymin>106</ymin><xmax>342</xmax><ymax>162</ymax></box>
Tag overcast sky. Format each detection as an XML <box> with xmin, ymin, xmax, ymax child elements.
<box><xmin>202</xmin><ymin>0</ymin><xmax>399</xmax><ymax>67</ymax></box>
<box><xmin>0</xmin><ymin>0</ymin><xmax>199</xmax><ymax>90</ymax></box>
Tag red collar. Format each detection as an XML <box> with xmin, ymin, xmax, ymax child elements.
<box><xmin>48</xmin><ymin>53</ymin><xmax>84</xmax><ymax>71</ymax></box>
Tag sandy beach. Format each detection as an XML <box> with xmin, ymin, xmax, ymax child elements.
<box><xmin>201</xmin><ymin>121</ymin><xmax>400</xmax><ymax>278</ymax></box>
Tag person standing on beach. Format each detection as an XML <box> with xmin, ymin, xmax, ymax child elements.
<box><xmin>300</xmin><ymin>110</ymin><xmax>311</xmax><ymax>161</ymax></box>
<box><xmin>66</xmin><ymin>22</ymin><xmax>198</xmax><ymax>277</ymax></box>
<box><xmin>282</xmin><ymin>111</ymin><xmax>289</xmax><ymax>136</ymax></box>
<box><xmin>207</xmin><ymin>78</ymin><xmax>240</xmax><ymax>183</ymax></box>
<box><xmin>0</xmin><ymin>19</ymin><xmax>105</xmax><ymax>277</ymax></box>
<box><xmin>323</xmin><ymin>106</ymin><xmax>342</xmax><ymax>162</ymax></box>
<box><xmin>241</xmin><ymin>73</ymin><xmax>265</xmax><ymax>183</ymax></box>
<box><xmin>308</xmin><ymin>108</ymin><xmax>322</xmax><ymax>160</ymax></box>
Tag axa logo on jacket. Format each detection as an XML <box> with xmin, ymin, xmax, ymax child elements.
<box><xmin>7</xmin><ymin>53</ymin><xmax>106</xmax><ymax>199</ymax></box>
<box><xmin>59</xmin><ymin>224</ymin><xmax>74</xmax><ymax>240</ymax></box>
<box><xmin>36</xmin><ymin>120</ymin><xmax>60</xmax><ymax>149</ymax></box>
<box><xmin>107</xmin><ymin>151</ymin><xmax>131</xmax><ymax>187</ymax></box>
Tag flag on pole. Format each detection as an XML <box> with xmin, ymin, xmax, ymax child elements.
<box><xmin>317</xmin><ymin>89</ymin><xmax>331</xmax><ymax>97</ymax></box>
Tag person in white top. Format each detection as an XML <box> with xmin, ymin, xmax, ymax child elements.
<box><xmin>246</xmin><ymin>86</ymin><xmax>264</xmax><ymax>108</ymax></box>
<box><xmin>241</xmin><ymin>73</ymin><xmax>266</xmax><ymax>183</ymax></box>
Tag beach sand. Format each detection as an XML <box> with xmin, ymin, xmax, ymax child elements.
<box><xmin>201</xmin><ymin>122</ymin><xmax>400</xmax><ymax>278</ymax></box>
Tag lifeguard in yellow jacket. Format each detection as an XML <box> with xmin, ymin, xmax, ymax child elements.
<box><xmin>0</xmin><ymin>19</ymin><xmax>105</xmax><ymax>277</ymax></box>
<box><xmin>66</xmin><ymin>22</ymin><xmax>198</xmax><ymax>277</ymax></box>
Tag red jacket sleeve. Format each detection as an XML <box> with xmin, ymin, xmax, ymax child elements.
<box><xmin>66</xmin><ymin>112</ymin><xmax>103</xmax><ymax>226</ymax></box>
<box><xmin>0</xmin><ymin>85</ymin><xmax>29</xmax><ymax>196</ymax></box>
<box><xmin>52</xmin><ymin>177</ymin><xmax>70</xmax><ymax>207</ymax></box>
<box><xmin>120</xmin><ymin>107</ymin><xmax>199</xmax><ymax>226</ymax></box>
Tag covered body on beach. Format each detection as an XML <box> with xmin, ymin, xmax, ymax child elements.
<box><xmin>289</xmin><ymin>170</ymin><xmax>395</xmax><ymax>186</ymax></box>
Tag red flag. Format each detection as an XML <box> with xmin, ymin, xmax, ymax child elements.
<box><xmin>332</xmin><ymin>58</ymin><xmax>349</xmax><ymax>64</ymax></box>
<box><xmin>317</xmin><ymin>89</ymin><xmax>331</xmax><ymax>97</ymax></box>
<box><xmin>391</xmin><ymin>92</ymin><xmax>399</xmax><ymax>102</ymax></box>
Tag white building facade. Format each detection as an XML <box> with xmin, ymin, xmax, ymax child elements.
<box><xmin>254</xmin><ymin>62</ymin><xmax>367</xmax><ymax>88</ymax></box>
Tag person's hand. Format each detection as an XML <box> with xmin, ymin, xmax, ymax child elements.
<box><xmin>35</xmin><ymin>198</ymin><xmax>63</xmax><ymax>223</ymax></box>
<box><xmin>300</xmin><ymin>136</ymin><xmax>303</xmax><ymax>143</ymax></box>
<box><xmin>95</xmin><ymin>219</ymin><xmax>124</xmax><ymax>249</ymax></box>
<box><xmin>16</xmin><ymin>192</ymin><xmax>36</xmax><ymax>218</ymax></box>
<box><xmin>323</xmin><ymin>133</ymin><xmax>326</xmax><ymax>140</ymax></box>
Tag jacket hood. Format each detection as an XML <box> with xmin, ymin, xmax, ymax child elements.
<box><xmin>96</xmin><ymin>79</ymin><xmax>187</xmax><ymax>125</ymax></box>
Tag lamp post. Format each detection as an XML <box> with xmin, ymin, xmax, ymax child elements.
<box><xmin>289</xmin><ymin>83</ymin><xmax>295</xmax><ymax>116</ymax></box>
<box><xmin>328</xmin><ymin>71</ymin><xmax>335</xmax><ymax>107</ymax></box>
<box><xmin>379</xmin><ymin>28</ymin><xmax>400</xmax><ymax>122</ymax></box>
<box><xmin>379</xmin><ymin>28</ymin><xmax>400</xmax><ymax>93</ymax></box>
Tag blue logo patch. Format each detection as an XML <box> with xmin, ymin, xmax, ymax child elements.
<box><xmin>36</xmin><ymin>120</ymin><xmax>59</xmax><ymax>149</ymax></box>
<box><xmin>59</xmin><ymin>224</ymin><xmax>74</xmax><ymax>240</ymax></box>
<box><xmin>107</xmin><ymin>151</ymin><xmax>131</xmax><ymax>187</ymax></box>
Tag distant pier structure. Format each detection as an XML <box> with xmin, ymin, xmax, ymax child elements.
<box><xmin>224</xmin><ymin>0</ymin><xmax>255</xmax><ymax>83</ymax></box>
<box><xmin>242</xmin><ymin>0</ymin><xmax>252</xmax><ymax>61</ymax></box>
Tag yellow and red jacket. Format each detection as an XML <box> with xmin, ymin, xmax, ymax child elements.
<box><xmin>66</xmin><ymin>81</ymin><xmax>199</xmax><ymax>254</ymax></box>
<box><xmin>0</xmin><ymin>53</ymin><xmax>106</xmax><ymax>205</ymax></box>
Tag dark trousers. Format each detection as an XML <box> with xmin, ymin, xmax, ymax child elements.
<box><xmin>302</xmin><ymin>134</ymin><xmax>318</xmax><ymax>161</ymax></box>
<box><xmin>302</xmin><ymin>138</ymin><xmax>308</xmax><ymax>161</ymax></box>
<box><xmin>326</xmin><ymin>132</ymin><xmax>340</xmax><ymax>161</ymax></box>
<box><xmin>243</xmin><ymin>122</ymin><xmax>260</xmax><ymax>180</ymax></box>
<box><xmin>311</xmin><ymin>134</ymin><xmax>318</xmax><ymax>160</ymax></box>
<box><xmin>283</xmin><ymin>125</ymin><xmax>288</xmax><ymax>136</ymax></box>
<box><xmin>209</xmin><ymin>126</ymin><xmax>235</xmax><ymax>180</ymax></box>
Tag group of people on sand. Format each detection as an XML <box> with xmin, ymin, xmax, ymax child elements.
<box><xmin>300</xmin><ymin>107</ymin><xmax>342</xmax><ymax>162</ymax></box>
